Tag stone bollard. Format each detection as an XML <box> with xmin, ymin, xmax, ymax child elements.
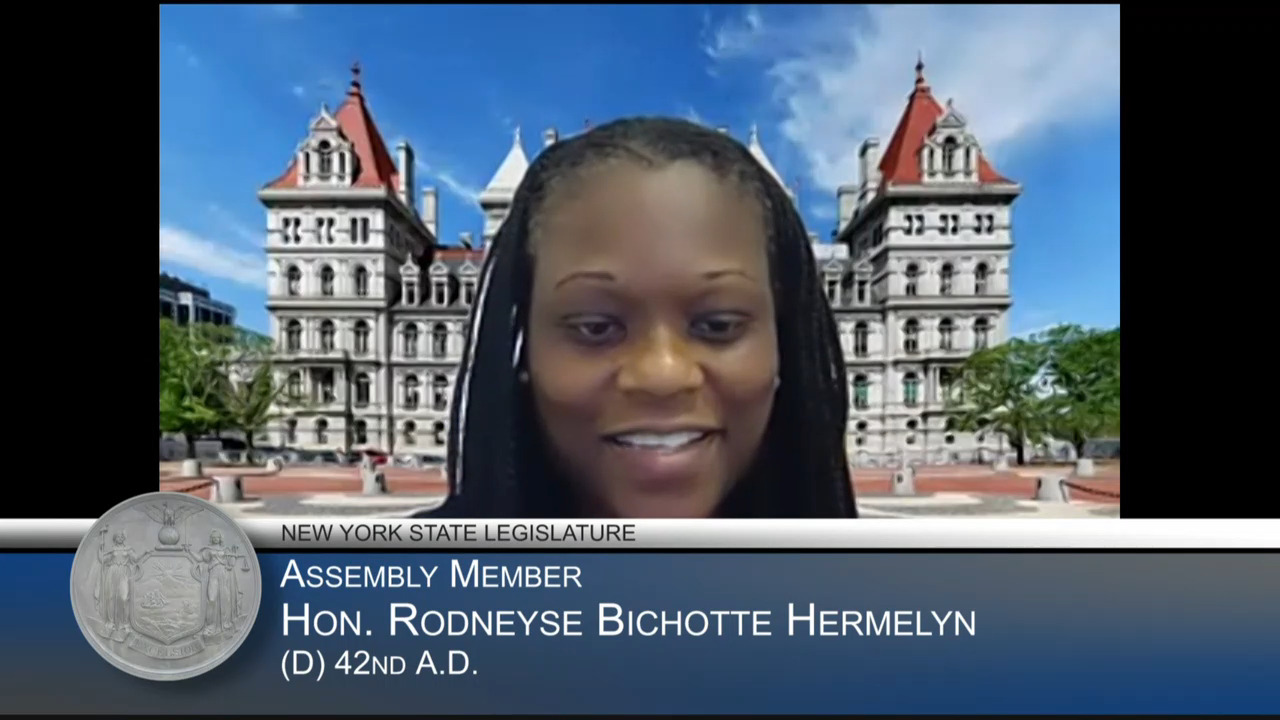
<box><xmin>993</xmin><ymin>457</ymin><xmax>1009</xmax><ymax>472</ymax></box>
<box><xmin>211</xmin><ymin>475</ymin><xmax>244</xmax><ymax>503</ymax></box>
<box><xmin>180</xmin><ymin>459</ymin><xmax>203</xmax><ymax>478</ymax></box>
<box><xmin>361</xmin><ymin>466</ymin><xmax>387</xmax><ymax>495</ymax></box>
<box><xmin>1035</xmin><ymin>474</ymin><xmax>1070</xmax><ymax>503</ymax></box>
<box><xmin>892</xmin><ymin>466</ymin><xmax>916</xmax><ymax>496</ymax></box>
<box><xmin>1074</xmin><ymin>458</ymin><xmax>1095</xmax><ymax>478</ymax></box>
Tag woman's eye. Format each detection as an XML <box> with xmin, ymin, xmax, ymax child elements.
<box><xmin>691</xmin><ymin>313</ymin><xmax>750</xmax><ymax>343</ymax></box>
<box><xmin>562</xmin><ymin>316</ymin><xmax>625</xmax><ymax>345</ymax></box>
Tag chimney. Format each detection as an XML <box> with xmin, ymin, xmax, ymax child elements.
<box><xmin>459</xmin><ymin>231</ymin><xmax>473</xmax><ymax>250</ymax></box>
<box><xmin>421</xmin><ymin>187</ymin><xmax>438</xmax><ymax>238</ymax></box>
<box><xmin>858</xmin><ymin>137</ymin><xmax>881</xmax><ymax>191</ymax></box>
<box><xmin>543</xmin><ymin>127</ymin><xmax>559</xmax><ymax>148</ymax></box>
<box><xmin>837</xmin><ymin>185</ymin><xmax>858</xmax><ymax>232</ymax></box>
<box><xmin>397</xmin><ymin>140</ymin><xmax>415</xmax><ymax>211</ymax></box>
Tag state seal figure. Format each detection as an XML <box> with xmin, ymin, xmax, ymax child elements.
<box><xmin>71</xmin><ymin>492</ymin><xmax>262</xmax><ymax>681</ymax></box>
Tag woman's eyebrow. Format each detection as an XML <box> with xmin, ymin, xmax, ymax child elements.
<box><xmin>554</xmin><ymin>268</ymin><xmax>758</xmax><ymax>290</ymax></box>
<box><xmin>701</xmin><ymin>269</ymin><xmax>757</xmax><ymax>282</ymax></box>
<box><xmin>555</xmin><ymin>270</ymin><xmax>616</xmax><ymax>289</ymax></box>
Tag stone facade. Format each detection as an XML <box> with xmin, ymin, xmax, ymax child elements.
<box><xmin>258</xmin><ymin>62</ymin><xmax>1020</xmax><ymax>465</ymax></box>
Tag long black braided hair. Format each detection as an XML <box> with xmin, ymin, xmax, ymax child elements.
<box><xmin>420</xmin><ymin>117</ymin><xmax>855</xmax><ymax>518</ymax></box>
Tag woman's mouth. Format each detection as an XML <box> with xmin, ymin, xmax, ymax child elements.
<box><xmin>600</xmin><ymin>428</ymin><xmax>722</xmax><ymax>491</ymax></box>
<box><xmin>605</xmin><ymin>431</ymin><xmax>713</xmax><ymax>453</ymax></box>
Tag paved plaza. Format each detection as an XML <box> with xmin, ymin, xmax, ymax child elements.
<box><xmin>159</xmin><ymin>461</ymin><xmax>1119</xmax><ymax>519</ymax></box>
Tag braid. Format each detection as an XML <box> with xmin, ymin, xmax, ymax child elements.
<box><xmin>433</xmin><ymin>117</ymin><xmax>856</xmax><ymax>519</ymax></box>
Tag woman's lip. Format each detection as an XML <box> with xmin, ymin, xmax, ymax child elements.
<box><xmin>602</xmin><ymin>426</ymin><xmax>721</xmax><ymax>438</ymax></box>
<box><xmin>601</xmin><ymin>432</ymin><xmax>720</xmax><ymax>490</ymax></box>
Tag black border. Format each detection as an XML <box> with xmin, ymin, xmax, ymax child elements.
<box><xmin>1117</xmin><ymin>8</ymin><xmax>1264</xmax><ymax>518</ymax></box>
<box><xmin>13</xmin><ymin>6</ymin><xmax>1267</xmax><ymax>521</ymax></box>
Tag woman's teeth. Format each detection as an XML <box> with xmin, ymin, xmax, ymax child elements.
<box><xmin>610</xmin><ymin>432</ymin><xmax>709</xmax><ymax>451</ymax></box>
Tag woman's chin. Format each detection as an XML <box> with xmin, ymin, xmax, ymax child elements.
<box><xmin>605</xmin><ymin>489</ymin><xmax>723</xmax><ymax>519</ymax></box>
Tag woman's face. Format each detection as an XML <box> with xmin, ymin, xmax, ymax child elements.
<box><xmin>527</xmin><ymin>160</ymin><xmax>778</xmax><ymax>518</ymax></box>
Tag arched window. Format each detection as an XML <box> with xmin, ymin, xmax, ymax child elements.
<box><xmin>403</xmin><ymin>420</ymin><xmax>417</xmax><ymax>446</ymax></box>
<box><xmin>404</xmin><ymin>375</ymin><xmax>420</xmax><ymax>410</ymax></box>
<box><xmin>974</xmin><ymin>317</ymin><xmax>990</xmax><ymax>350</ymax></box>
<box><xmin>319</xmin><ymin>320</ymin><xmax>335</xmax><ymax>352</ymax></box>
<box><xmin>432</xmin><ymin>322</ymin><xmax>449</xmax><ymax>358</ymax></box>
<box><xmin>432</xmin><ymin>420</ymin><xmax>446</xmax><ymax>446</ymax></box>
<box><xmin>853</xmin><ymin>322</ymin><xmax>868</xmax><ymax>357</ymax></box>
<box><xmin>432</xmin><ymin>374</ymin><xmax>449</xmax><ymax>411</ymax></box>
<box><xmin>317</xmin><ymin>140</ymin><xmax>333</xmax><ymax>176</ymax></box>
<box><xmin>285</xmin><ymin>320</ymin><xmax>302</xmax><ymax>352</ymax></box>
<box><xmin>284</xmin><ymin>418</ymin><xmax>297</xmax><ymax>445</ymax></box>
<box><xmin>939</xmin><ymin>318</ymin><xmax>954</xmax><ymax>351</ymax></box>
<box><xmin>903</xmin><ymin>372</ymin><xmax>920</xmax><ymax>407</ymax></box>
<box><xmin>286</xmin><ymin>371</ymin><xmax>303</xmax><ymax>399</ymax></box>
<box><xmin>353</xmin><ymin>320</ymin><xmax>369</xmax><ymax>355</ymax></box>
<box><xmin>942</xmin><ymin>136</ymin><xmax>958</xmax><ymax>174</ymax></box>
<box><xmin>320</xmin><ymin>266</ymin><xmax>335</xmax><ymax>296</ymax></box>
<box><xmin>974</xmin><ymin>263</ymin><xmax>989</xmax><ymax>295</ymax></box>
<box><xmin>353</xmin><ymin>419</ymin><xmax>367</xmax><ymax>445</ymax></box>
<box><xmin>354</xmin><ymin>266</ymin><xmax>369</xmax><ymax>297</ymax></box>
<box><xmin>904</xmin><ymin>263</ymin><xmax>919</xmax><ymax>296</ymax></box>
<box><xmin>286</xmin><ymin>266</ymin><xmax>301</xmax><ymax>296</ymax></box>
<box><xmin>853</xmin><ymin>374</ymin><xmax>869</xmax><ymax>410</ymax></box>
<box><xmin>354</xmin><ymin>373</ymin><xmax>371</xmax><ymax>407</ymax></box>
<box><xmin>903</xmin><ymin>319</ymin><xmax>919</xmax><ymax>354</ymax></box>
<box><xmin>940</xmin><ymin>263</ymin><xmax>954</xmax><ymax>295</ymax></box>
<box><xmin>403</xmin><ymin>324</ymin><xmax>418</xmax><ymax>358</ymax></box>
<box><xmin>315</xmin><ymin>418</ymin><xmax>329</xmax><ymax>444</ymax></box>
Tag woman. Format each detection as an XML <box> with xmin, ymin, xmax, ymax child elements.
<box><xmin>419</xmin><ymin>117</ymin><xmax>855</xmax><ymax>518</ymax></box>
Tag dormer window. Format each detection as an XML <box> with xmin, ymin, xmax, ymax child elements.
<box><xmin>462</xmin><ymin>279</ymin><xmax>477</xmax><ymax>307</ymax></box>
<box><xmin>404</xmin><ymin>283</ymin><xmax>417</xmax><ymax>306</ymax></box>
<box><xmin>317</xmin><ymin>140</ymin><xmax>334</xmax><ymax>177</ymax></box>
<box><xmin>298</xmin><ymin>108</ymin><xmax>355</xmax><ymax>187</ymax></box>
<box><xmin>942</xmin><ymin>137</ymin><xmax>958</xmax><ymax>174</ymax></box>
<box><xmin>433</xmin><ymin>280</ymin><xmax>448</xmax><ymax>306</ymax></box>
<box><xmin>825</xmin><ymin>275</ymin><xmax>840</xmax><ymax>306</ymax></box>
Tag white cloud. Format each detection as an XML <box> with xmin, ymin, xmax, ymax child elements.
<box><xmin>206</xmin><ymin>203</ymin><xmax>261</xmax><ymax>247</ymax></box>
<box><xmin>159</xmin><ymin>224</ymin><xmax>264</xmax><ymax>289</ymax></box>
<box><xmin>291</xmin><ymin>85</ymin><xmax>306</xmax><ymax>98</ymax></box>
<box><xmin>416</xmin><ymin>159</ymin><xmax>482</xmax><ymax>207</ymax></box>
<box><xmin>706</xmin><ymin>5</ymin><xmax>1120</xmax><ymax>193</ymax></box>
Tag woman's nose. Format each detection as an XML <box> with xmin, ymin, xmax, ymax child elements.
<box><xmin>616</xmin><ymin>325</ymin><xmax>704</xmax><ymax>397</ymax></box>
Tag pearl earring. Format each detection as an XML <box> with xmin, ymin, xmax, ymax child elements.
<box><xmin>518</xmin><ymin>370</ymin><xmax>530</xmax><ymax>383</ymax></box>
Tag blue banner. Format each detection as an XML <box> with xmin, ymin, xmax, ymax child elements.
<box><xmin>2</xmin><ymin>552</ymin><xmax>1277</xmax><ymax>714</ymax></box>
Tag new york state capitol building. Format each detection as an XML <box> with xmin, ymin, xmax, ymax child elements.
<box><xmin>257</xmin><ymin>62</ymin><xmax>1017</xmax><ymax>467</ymax></box>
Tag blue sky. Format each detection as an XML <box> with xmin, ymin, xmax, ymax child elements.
<box><xmin>159</xmin><ymin>4</ymin><xmax>1119</xmax><ymax>337</ymax></box>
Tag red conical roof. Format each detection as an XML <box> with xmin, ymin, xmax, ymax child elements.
<box><xmin>265</xmin><ymin>62</ymin><xmax>401</xmax><ymax>192</ymax></box>
<box><xmin>876</xmin><ymin>57</ymin><xmax>1010</xmax><ymax>188</ymax></box>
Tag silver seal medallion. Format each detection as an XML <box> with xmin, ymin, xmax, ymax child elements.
<box><xmin>69</xmin><ymin>492</ymin><xmax>262</xmax><ymax>681</ymax></box>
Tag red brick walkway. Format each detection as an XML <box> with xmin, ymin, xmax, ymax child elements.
<box><xmin>160</xmin><ymin>463</ymin><xmax>1119</xmax><ymax>505</ymax></box>
<box><xmin>853</xmin><ymin>466</ymin><xmax>1120</xmax><ymax>505</ymax></box>
<box><xmin>160</xmin><ymin>467</ymin><xmax>448</xmax><ymax>502</ymax></box>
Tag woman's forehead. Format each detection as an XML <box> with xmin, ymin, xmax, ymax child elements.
<box><xmin>532</xmin><ymin>161</ymin><xmax>768</xmax><ymax>272</ymax></box>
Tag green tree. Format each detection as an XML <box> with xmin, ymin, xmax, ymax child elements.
<box><xmin>946</xmin><ymin>337</ymin><xmax>1053</xmax><ymax>466</ymax></box>
<box><xmin>158</xmin><ymin>319</ymin><xmax>225</xmax><ymax>458</ymax></box>
<box><xmin>1040</xmin><ymin>324</ymin><xmax>1120</xmax><ymax>458</ymax></box>
<box><xmin>209</xmin><ymin>325</ymin><xmax>302</xmax><ymax>454</ymax></box>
